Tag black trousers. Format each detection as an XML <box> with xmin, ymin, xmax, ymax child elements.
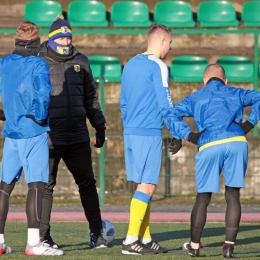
<box><xmin>40</xmin><ymin>142</ymin><xmax>102</xmax><ymax>239</ymax></box>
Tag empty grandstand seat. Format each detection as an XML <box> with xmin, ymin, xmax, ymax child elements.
<box><xmin>216</xmin><ymin>56</ymin><xmax>253</xmax><ymax>82</ymax></box>
<box><xmin>171</xmin><ymin>56</ymin><xmax>208</xmax><ymax>82</ymax></box>
<box><xmin>111</xmin><ymin>1</ymin><xmax>152</xmax><ymax>27</ymax></box>
<box><xmin>24</xmin><ymin>1</ymin><xmax>62</xmax><ymax>27</ymax></box>
<box><xmin>154</xmin><ymin>1</ymin><xmax>195</xmax><ymax>28</ymax></box>
<box><xmin>67</xmin><ymin>1</ymin><xmax>108</xmax><ymax>27</ymax></box>
<box><xmin>242</xmin><ymin>1</ymin><xmax>260</xmax><ymax>27</ymax></box>
<box><xmin>197</xmin><ymin>1</ymin><xmax>239</xmax><ymax>27</ymax></box>
<box><xmin>88</xmin><ymin>56</ymin><xmax>122</xmax><ymax>82</ymax></box>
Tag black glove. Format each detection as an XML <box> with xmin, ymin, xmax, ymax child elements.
<box><xmin>188</xmin><ymin>129</ymin><xmax>206</xmax><ymax>145</ymax></box>
<box><xmin>234</xmin><ymin>120</ymin><xmax>254</xmax><ymax>135</ymax></box>
<box><xmin>26</xmin><ymin>114</ymin><xmax>48</xmax><ymax>126</ymax></box>
<box><xmin>168</xmin><ymin>138</ymin><xmax>182</xmax><ymax>155</ymax></box>
<box><xmin>0</xmin><ymin>110</ymin><xmax>5</xmax><ymax>121</ymax></box>
<box><xmin>94</xmin><ymin>124</ymin><xmax>106</xmax><ymax>148</ymax></box>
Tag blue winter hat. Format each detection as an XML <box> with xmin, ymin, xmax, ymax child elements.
<box><xmin>48</xmin><ymin>15</ymin><xmax>72</xmax><ymax>40</ymax></box>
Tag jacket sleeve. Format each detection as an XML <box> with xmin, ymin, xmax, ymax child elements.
<box><xmin>151</xmin><ymin>63</ymin><xmax>191</xmax><ymax>139</ymax></box>
<box><xmin>0</xmin><ymin>59</ymin><xmax>2</xmax><ymax>98</ymax></box>
<box><xmin>83</xmin><ymin>61</ymin><xmax>106</xmax><ymax>128</ymax></box>
<box><xmin>164</xmin><ymin>96</ymin><xmax>193</xmax><ymax>140</ymax></box>
<box><xmin>152</xmin><ymin>62</ymin><xmax>173</xmax><ymax>118</ymax></box>
<box><xmin>33</xmin><ymin>59</ymin><xmax>52</xmax><ymax>121</ymax></box>
<box><xmin>241</xmin><ymin>89</ymin><xmax>260</xmax><ymax>125</ymax></box>
<box><xmin>120</xmin><ymin>71</ymin><xmax>127</xmax><ymax>124</ymax></box>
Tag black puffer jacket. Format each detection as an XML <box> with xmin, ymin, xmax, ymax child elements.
<box><xmin>38</xmin><ymin>41</ymin><xmax>106</xmax><ymax>146</ymax></box>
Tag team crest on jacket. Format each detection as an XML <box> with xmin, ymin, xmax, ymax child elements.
<box><xmin>74</xmin><ymin>65</ymin><xmax>80</xmax><ymax>72</ymax></box>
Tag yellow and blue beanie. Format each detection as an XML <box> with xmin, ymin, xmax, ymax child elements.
<box><xmin>48</xmin><ymin>15</ymin><xmax>72</xmax><ymax>40</ymax></box>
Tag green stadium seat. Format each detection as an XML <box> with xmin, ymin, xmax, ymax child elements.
<box><xmin>67</xmin><ymin>1</ymin><xmax>108</xmax><ymax>27</ymax></box>
<box><xmin>197</xmin><ymin>1</ymin><xmax>239</xmax><ymax>27</ymax></box>
<box><xmin>88</xmin><ymin>55</ymin><xmax>122</xmax><ymax>82</ymax></box>
<box><xmin>216</xmin><ymin>56</ymin><xmax>253</xmax><ymax>82</ymax></box>
<box><xmin>171</xmin><ymin>56</ymin><xmax>208</xmax><ymax>82</ymax></box>
<box><xmin>154</xmin><ymin>1</ymin><xmax>195</xmax><ymax>28</ymax></box>
<box><xmin>24</xmin><ymin>1</ymin><xmax>62</xmax><ymax>27</ymax></box>
<box><xmin>242</xmin><ymin>1</ymin><xmax>260</xmax><ymax>27</ymax></box>
<box><xmin>111</xmin><ymin>1</ymin><xmax>152</xmax><ymax>27</ymax></box>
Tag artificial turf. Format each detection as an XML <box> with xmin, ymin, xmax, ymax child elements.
<box><xmin>2</xmin><ymin>222</ymin><xmax>259</xmax><ymax>259</ymax></box>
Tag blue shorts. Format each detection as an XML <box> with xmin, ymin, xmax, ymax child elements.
<box><xmin>195</xmin><ymin>141</ymin><xmax>248</xmax><ymax>192</ymax></box>
<box><xmin>124</xmin><ymin>135</ymin><xmax>162</xmax><ymax>185</ymax></box>
<box><xmin>1</xmin><ymin>134</ymin><xmax>49</xmax><ymax>184</ymax></box>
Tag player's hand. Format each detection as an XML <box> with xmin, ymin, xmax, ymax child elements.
<box><xmin>234</xmin><ymin>120</ymin><xmax>254</xmax><ymax>135</ymax></box>
<box><xmin>94</xmin><ymin>124</ymin><xmax>106</xmax><ymax>148</ymax></box>
<box><xmin>188</xmin><ymin>129</ymin><xmax>206</xmax><ymax>145</ymax></box>
<box><xmin>26</xmin><ymin>114</ymin><xmax>48</xmax><ymax>126</ymax></box>
<box><xmin>168</xmin><ymin>138</ymin><xmax>182</xmax><ymax>154</ymax></box>
<box><xmin>0</xmin><ymin>110</ymin><xmax>5</xmax><ymax>121</ymax></box>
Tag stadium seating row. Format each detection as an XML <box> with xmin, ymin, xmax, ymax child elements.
<box><xmin>24</xmin><ymin>0</ymin><xmax>260</xmax><ymax>28</ymax></box>
<box><xmin>88</xmin><ymin>55</ymin><xmax>255</xmax><ymax>83</ymax></box>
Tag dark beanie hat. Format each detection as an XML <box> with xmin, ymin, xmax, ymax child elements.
<box><xmin>48</xmin><ymin>15</ymin><xmax>72</xmax><ymax>40</ymax></box>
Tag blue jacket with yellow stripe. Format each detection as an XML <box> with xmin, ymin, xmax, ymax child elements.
<box><xmin>166</xmin><ymin>79</ymin><xmax>260</xmax><ymax>148</ymax></box>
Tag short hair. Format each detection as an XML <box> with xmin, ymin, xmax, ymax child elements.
<box><xmin>147</xmin><ymin>24</ymin><xmax>172</xmax><ymax>38</ymax></box>
<box><xmin>16</xmin><ymin>21</ymin><xmax>39</xmax><ymax>40</ymax></box>
<box><xmin>204</xmin><ymin>63</ymin><xmax>226</xmax><ymax>81</ymax></box>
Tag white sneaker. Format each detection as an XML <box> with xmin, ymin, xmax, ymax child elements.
<box><xmin>0</xmin><ymin>243</ymin><xmax>12</xmax><ymax>254</ymax></box>
<box><xmin>25</xmin><ymin>242</ymin><xmax>63</xmax><ymax>256</ymax></box>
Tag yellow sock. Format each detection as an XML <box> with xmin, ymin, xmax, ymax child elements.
<box><xmin>126</xmin><ymin>191</ymin><xmax>151</xmax><ymax>241</ymax></box>
<box><xmin>139</xmin><ymin>200</ymin><xmax>152</xmax><ymax>243</ymax></box>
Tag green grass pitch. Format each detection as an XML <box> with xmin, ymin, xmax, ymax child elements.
<box><xmin>1</xmin><ymin>222</ymin><xmax>259</xmax><ymax>259</ymax></box>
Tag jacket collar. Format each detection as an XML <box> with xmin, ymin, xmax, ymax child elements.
<box><xmin>206</xmin><ymin>77</ymin><xmax>226</xmax><ymax>85</ymax></box>
<box><xmin>38</xmin><ymin>41</ymin><xmax>78</xmax><ymax>62</ymax></box>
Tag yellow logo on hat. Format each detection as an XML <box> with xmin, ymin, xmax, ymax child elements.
<box><xmin>60</xmin><ymin>26</ymin><xmax>68</xmax><ymax>34</ymax></box>
<box><xmin>74</xmin><ymin>65</ymin><xmax>80</xmax><ymax>72</ymax></box>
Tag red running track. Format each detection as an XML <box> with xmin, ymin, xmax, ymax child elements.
<box><xmin>6</xmin><ymin>212</ymin><xmax>260</xmax><ymax>222</ymax></box>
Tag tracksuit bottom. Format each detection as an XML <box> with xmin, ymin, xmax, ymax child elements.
<box><xmin>40</xmin><ymin>142</ymin><xmax>102</xmax><ymax>240</ymax></box>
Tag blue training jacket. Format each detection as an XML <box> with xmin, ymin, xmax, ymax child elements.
<box><xmin>0</xmin><ymin>54</ymin><xmax>52</xmax><ymax>139</ymax></box>
<box><xmin>166</xmin><ymin>79</ymin><xmax>260</xmax><ymax>147</ymax></box>
<box><xmin>120</xmin><ymin>53</ymin><xmax>173</xmax><ymax>136</ymax></box>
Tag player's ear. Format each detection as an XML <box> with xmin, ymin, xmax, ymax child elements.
<box><xmin>203</xmin><ymin>78</ymin><xmax>207</xmax><ymax>85</ymax></box>
<box><xmin>161</xmin><ymin>38</ymin><xmax>164</xmax><ymax>46</ymax></box>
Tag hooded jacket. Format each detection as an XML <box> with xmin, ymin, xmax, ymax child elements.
<box><xmin>38</xmin><ymin>41</ymin><xmax>106</xmax><ymax>146</ymax></box>
<box><xmin>0</xmin><ymin>54</ymin><xmax>51</xmax><ymax>139</ymax></box>
<box><xmin>166</xmin><ymin>79</ymin><xmax>260</xmax><ymax>148</ymax></box>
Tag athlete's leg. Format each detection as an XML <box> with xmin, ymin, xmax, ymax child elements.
<box><xmin>190</xmin><ymin>192</ymin><xmax>212</xmax><ymax>247</ymax></box>
<box><xmin>225</xmin><ymin>186</ymin><xmax>241</xmax><ymax>243</ymax></box>
<box><xmin>139</xmin><ymin>199</ymin><xmax>152</xmax><ymax>243</ymax></box>
<box><xmin>221</xmin><ymin>186</ymin><xmax>241</xmax><ymax>258</ymax></box>
<box><xmin>125</xmin><ymin>185</ymin><xmax>154</xmax><ymax>244</ymax></box>
<box><xmin>63</xmin><ymin>142</ymin><xmax>103</xmax><ymax>236</ymax></box>
<box><xmin>40</xmin><ymin>145</ymin><xmax>62</xmax><ymax>241</ymax></box>
<box><xmin>26</xmin><ymin>182</ymin><xmax>44</xmax><ymax>246</ymax></box>
<box><xmin>0</xmin><ymin>179</ymin><xmax>17</xmax><ymax>243</ymax></box>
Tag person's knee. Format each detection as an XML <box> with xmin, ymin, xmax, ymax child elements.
<box><xmin>0</xmin><ymin>179</ymin><xmax>17</xmax><ymax>195</ymax></box>
<box><xmin>225</xmin><ymin>186</ymin><xmax>240</xmax><ymax>200</ymax></box>
<box><xmin>28</xmin><ymin>182</ymin><xmax>45</xmax><ymax>190</ymax></box>
<box><xmin>196</xmin><ymin>192</ymin><xmax>212</xmax><ymax>205</ymax></box>
<box><xmin>137</xmin><ymin>183</ymin><xmax>156</xmax><ymax>196</ymax></box>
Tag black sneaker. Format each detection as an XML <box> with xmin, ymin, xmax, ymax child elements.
<box><xmin>222</xmin><ymin>243</ymin><xmax>235</xmax><ymax>258</ymax></box>
<box><xmin>122</xmin><ymin>240</ymin><xmax>159</xmax><ymax>255</ymax></box>
<box><xmin>42</xmin><ymin>236</ymin><xmax>58</xmax><ymax>249</ymax></box>
<box><xmin>145</xmin><ymin>240</ymin><xmax>168</xmax><ymax>253</ymax></box>
<box><xmin>88</xmin><ymin>233</ymin><xmax>107</xmax><ymax>248</ymax></box>
<box><xmin>182</xmin><ymin>241</ymin><xmax>199</xmax><ymax>257</ymax></box>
